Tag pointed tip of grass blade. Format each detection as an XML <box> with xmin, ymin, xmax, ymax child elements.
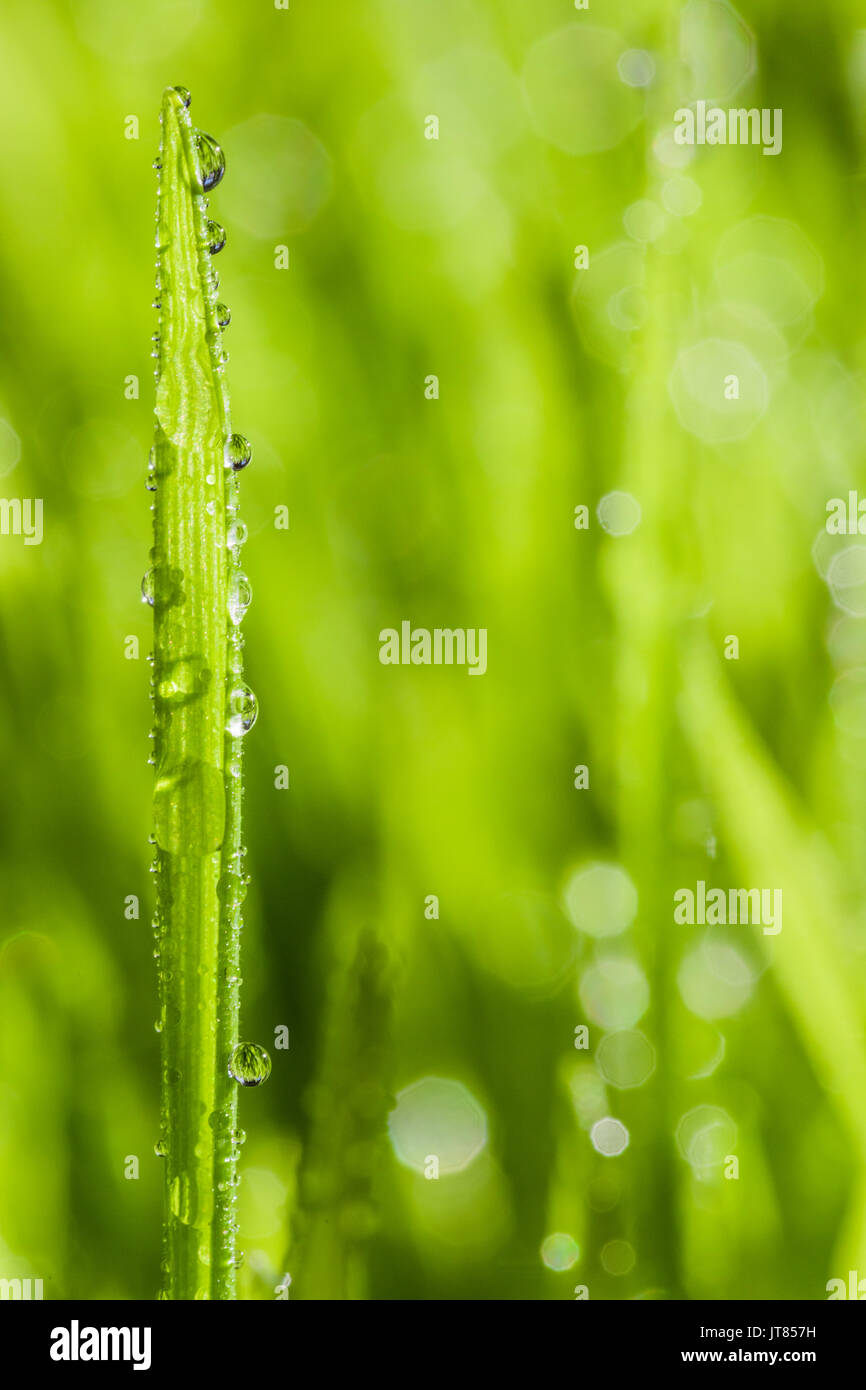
<box><xmin>162</xmin><ymin>85</ymin><xmax>190</xmax><ymax>113</ymax></box>
<box><xmin>159</xmin><ymin>86</ymin><xmax>209</xmax><ymax>199</ymax></box>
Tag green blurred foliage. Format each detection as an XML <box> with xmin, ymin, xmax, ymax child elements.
<box><xmin>0</xmin><ymin>0</ymin><xmax>865</xmax><ymax>1300</ymax></box>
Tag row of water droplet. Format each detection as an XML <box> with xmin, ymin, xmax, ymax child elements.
<box><xmin>146</xmin><ymin>83</ymin><xmax>258</xmax><ymax>743</ymax></box>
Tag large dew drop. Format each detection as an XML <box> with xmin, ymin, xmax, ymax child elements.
<box><xmin>157</xmin><ymin>656</ymin><xmax>212</xmax><ymax>707</ymax></box>
<box><xmin>206</xmin><ymin>219</ymin><xmax>226</xmax><ymax>255</ymax></box>
<box><xmin>173</xmin><ymin>85</ymin><xmax>192</xmax><ymax>109</ymax></box>
<box><xmin>228</xmin><ymin>1042</ymin><xmax>271</xmax><ymax>1087</ymax></box>
<box><xmin>193</xmin><ymin>131</ymin><xmax>225</xmax><ymax>193</ymax></box>
<box><xmin>153</xmin><ymin>760</ymin><xmax>226</xmax><ymax>855</ymax></box>
<box><xmin>225</xmin><ymin>433</ymin><xmax>252</xmax><ymax>471</ymax></box>
<box><xmin>216</xmin><ymin>302</ymin><xmax>231</xmax><ymax>329</ymax></box>
<box><xmin>228</xmin><ymin>573</ymin><xmax>252</xmax><ymax>625</ymax></box>
<box><xmin>226</xmin><ymin>684</ymin><xmax>258</xmax><ymax>737</ymax></box>
<box><xmin>169</xmin><ymin>1173</ymin><xmax>197</xmax><ymax>1225</ymax></box>
<box><xmin>217</xmin><ymin>871</ymin><xmax>247</xmax><ymax>910</ymax></box>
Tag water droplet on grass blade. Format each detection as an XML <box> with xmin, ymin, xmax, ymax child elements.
<box><xmin>140</xmin><ymin>562</ymin><xmax>184</xmax><ymax>611</ymax></box>
<box><xmin>174</xmin><ymin>85</ymin><xmax>192</xmax><ymax>108</ymax></box>
<box><xmin>193</xmin><ymin>131</ymin><xmax>225</xmax><ymax>192</ymax></box>
<box><xmin>206</xmin><ymin>219</ymin><xmax>226</xmax><ymax>254</ymax></box>
<box><xmin>225</xmin><ymin>433</ymin><xmax>252</xmax><ymax>471</ymax></box>
<box><xmin>170</xmin><ymin>1173</ymin><xmax>196</xmax><ymax>1224</ymax></box>
<box><xmin>157</xmin><ymin>656</ymin><xmax>212</xmax><ymax>707</ymax></box>
<box><xmin>217</xmin><ymin>871</ymin><xmax>247</xmax><ymax>909</ymax></box>
<box><xmin>216</xmin><ymin>302</ymin><xmax>231</xmax><ymax>328</ymax></box>
<box><xmin>228</xmin><ymin>572</ymin><xmax>252</xmax><ymax>624</ymax></box>
<box><xmin>228</xmin><ymin>1042</ymin><xmax>271</xmax><ymax>1087</ymax></box>
<box><xmin>226</xmin><ymin>684</ymin><xmax>258</xmax><ymax>737</ymax></box>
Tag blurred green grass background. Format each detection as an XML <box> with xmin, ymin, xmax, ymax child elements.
<box><xmin>1</xmin><ymin>0</ymin><xmax>866</xmax><ymax>1299</ymax></box>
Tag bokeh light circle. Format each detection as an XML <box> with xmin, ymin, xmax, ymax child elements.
<box><xmin>676</xmin><ymin>1104</ymin><xmax>737</xmax><ymax>1174</ymax></box>
<box><xmin>579</xmin><ymin>956</ymin><xmax>650</xmax><ymax>1029</ymax></box>
<box><xmin>624</xmin><ymin>200</ymin><xmax>666</xmax><ymax>244</ymax></box>
<box><xmin>596</xmin><ymin>1030</ymin><xmax>656</xmax><ymax>1089</ymax></box>
<box><xmin>597</xmin><ymin>490</ymin><xmax>642</xmax><ymax>535</ymax></box>
<box><xmin>541</xmin><ymin>1232</ymin><xmax>581</xmax><ymax>1270</ymax></box>
<box><xmin>662</xmin><ymin>176</ymin><xmax>703</xmax><ymax>217</ymax></box>
<box><xmin>563</xmin><ymin>863</ymin><xmax>638</xmax><ymax>938</ymax></box>
<box><xmin>827</xmin><ymin>546</ymin><xmax>866</xmax><ymax>617</ymax></box>
<box><xmin>618</xmin><ymin>49</ymin><xmax>656</xmax><ymax>88</ymax></box>
<box><xmin>601</xmin><ymin>1238</ymin><xmax>636</xmax><ymax>1275</ymax></box>
<box><xmin>220</xmin><ymin>115</ymin><xmax>332</xmax><ymax>238</ymax></box>
<box><xmin>591</xmin><ymin>1117</ymin><xmax>630</xmax><ymax>1156</ymax></box>
<box><xmin>388</xmin><ymin>1077</ymin><xmax>487</xmax><ymax>1175</ymax></box>
<box><xmin>677</xmin><ymin>940</ymin><xmax>755</xmax><ymax>1019</ymax></box>
<box><xmin>668</xmin><ymin>338</ymin><xmax>768</xmax><ymax>442</ymax></box>
<box><xmin>523</xmin><ymin>26</ymin><xmax>644</xmax><ymax>156</ymax></box>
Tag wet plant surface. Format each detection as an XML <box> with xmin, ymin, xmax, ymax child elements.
<box><xmin>149</xmin><ymin>86</ymin><xmax>265</xmax><ymax>1301</ymax></box>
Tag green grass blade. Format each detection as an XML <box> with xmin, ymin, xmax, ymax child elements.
<box><xmin>149</xmin><ymin>86</ymin><xmax>250</xmax><ymax>1300</ymax></box>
